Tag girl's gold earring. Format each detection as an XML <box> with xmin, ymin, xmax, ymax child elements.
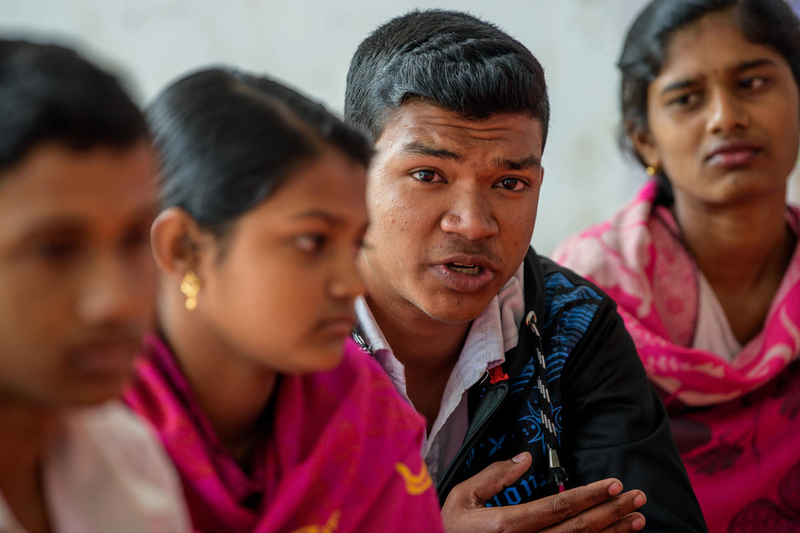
<box><xmin>180</xmin><ymin>270</ymin><xmax>201</xmax><ymax>311</ymax></box>
<box><xmin>646</xmin><ymin>165</ymin><xmax>658</xmax><ymax>176</ymax></box>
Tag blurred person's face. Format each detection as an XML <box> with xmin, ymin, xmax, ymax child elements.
<box><xmin>360</xmin><ymin>101</ymin><xmax>544</xmax><ymax>324</ymax></box>
<box><xmin>633</xmin><ymin>11</ymin><xmax>800</xmax><ymax>205</ymax></box>
<box><xmin>161</xmin><ymin>148</ymin><xmax>367</xmax><ymax>373</ymax></box>
<box><xmin>0</xmin><ymin>142</ymin><xmax>158</xmax><ymax>408</ymax></box>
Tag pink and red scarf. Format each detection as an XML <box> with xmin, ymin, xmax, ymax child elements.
<box><xmin>124</xmin><ymin>335</ymin><xmax>444</xmax><ymax>533</ymax></box>
<box><xmin>553</xmin><ymin>180</ymin><xmax>800</xmax><ymax>532</ymax></box>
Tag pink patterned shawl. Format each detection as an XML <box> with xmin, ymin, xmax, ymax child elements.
<box><xmin>553</xmin><ymin>180</ymin><xmax>800</xmax><ymax>532</ymax></box>
<box><xmin>124</xmin><ymin>335</ymin><xmax>445</xmax><ymax>533</ymax></box>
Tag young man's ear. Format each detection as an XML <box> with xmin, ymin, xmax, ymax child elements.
<box><xmin>627</xmin><ymin>121</ymin><xmax>661</xmax><ymax>170</ymax></box>
<box><xmin>150</xmin><ymin>207</ymin><xmax>204</xmax><ymax>278</ymax></box>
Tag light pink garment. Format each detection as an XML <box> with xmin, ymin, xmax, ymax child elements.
<box><xmin>0</xmin><ymin>402</ymin><xmax>190</xmax><ymax>533</ymax></box>
<box><xmin>553</xmin><ymin>180</ymin><xmax>800</xmax><ymax>532</ymax></box>
<box><xmin>124</xmin><ymin>335</ymin><xmax>445</xmax><ymax>533</ymax></box>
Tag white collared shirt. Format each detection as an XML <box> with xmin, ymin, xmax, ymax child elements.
<box><xmin>355</xmin><ymin>263</ymin><xmax>526</xmax><ymax>482</ymax></box>
<box><xmin>0</xmin><ymin>401</ymin><xmax>189</xmax><ymax>533</ymax></box>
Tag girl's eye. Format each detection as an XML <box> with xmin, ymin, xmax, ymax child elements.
<box><xmin>740</xmin><ymin>77</ymin><xmax>767</xmax><ymax>90</ymax></box>
<box><xmin>669</xmin><ymin>93</ymin><xmax>701</xmax><ymax>108</ymax></box>
<box><xmin>411</xmin><ymin>170</ymin><xmax>442</xmax><ymax>183</ymax></box>
<box><xmin>495</xmin><ymin>177</ymin><xmax>528</xmax><ymax>192</ymax></box>
<box><xmin>295</xmin><ymin>234</ymin><xmax>326</xmax><ymax>253</ymax></box>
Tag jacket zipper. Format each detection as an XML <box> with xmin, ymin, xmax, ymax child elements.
<box><xmin>436</xmin><ymin>382</ymin><xmax>509</xmax><ymax>503</ymax></box>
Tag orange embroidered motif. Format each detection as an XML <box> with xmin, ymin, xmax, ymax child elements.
<box><xmin>395</xmin><ymin>461</ymin><xmax>433</xmax><ymax>495</ymax></box>
<box><xmin>289</xmin><ymin>510</ymin><xmax>341</xmax><ymax>533</ymax></box>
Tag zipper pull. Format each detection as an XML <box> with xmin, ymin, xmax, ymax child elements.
<box><xmin>525</xmin><ymin>310</ymin><xmax>540</xmax><ymax>338</ymax></box>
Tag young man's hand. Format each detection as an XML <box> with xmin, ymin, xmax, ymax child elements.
<box><xmin>441</xmin><ymin>452</ymin><xmax>646</xmax><ymax>533</ymax></box>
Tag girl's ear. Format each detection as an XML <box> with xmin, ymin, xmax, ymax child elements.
<box><xmin>150</xmin><ymin>207</ymin><xmax>205</xmax><ymax>278</ymax></box>
<box><xmin>627</xmin><ymin>120</ymin><xmax>662</xmax><ymax>170</ymax></box>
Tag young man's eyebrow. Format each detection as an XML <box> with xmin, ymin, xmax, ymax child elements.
<box><xmin>494</xmin><ymin>154</ymin><xmax>541</xmax><ymax>171</ymax></box>
<box><xmin>401</xmin><ymin>142</ymin><xmax>463</xmax><ymax>161</ymax></box>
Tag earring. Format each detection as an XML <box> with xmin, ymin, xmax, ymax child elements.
<box><xmin>180</xmin><ymin>270</ymin><xmax>201</xmax><ymax>310</ymax></box>
<box><xmin>646</xmin><ymin>165</ymin><xmax>660</xmax><ymax>176</ymax></box>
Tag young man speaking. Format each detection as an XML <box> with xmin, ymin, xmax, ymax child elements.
<box><xmin>346</xmin><ymin>9</ymin><xmax>707</xmax><ymax>533</ymax></box>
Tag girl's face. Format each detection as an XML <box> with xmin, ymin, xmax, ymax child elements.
<box><xmin>193</xmin><ymin>148</ymin><xmax>367</xmax><ymax>373</ymax></box>
<box><xmin>633</xmin><ymin>11</ymin><xmax>800</xmax><ymax>206</ymax></box>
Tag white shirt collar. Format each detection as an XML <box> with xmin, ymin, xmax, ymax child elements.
<box><xmin>354</xmin><ymin>262</ymin><xmax>526</xmax><ymax>471</ymax></box>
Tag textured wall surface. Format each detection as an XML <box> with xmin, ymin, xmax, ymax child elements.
<box><xmin>2</xmin><ymin>0</ymin><xmax>798</xmax><ymax>254</ymax></box>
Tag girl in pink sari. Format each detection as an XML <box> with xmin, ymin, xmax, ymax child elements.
<box><xmin>554</xmin><ymin>1</ymin><xmax>800</xmax><ymax>531</ymax></box>
<box><xmin>123</xmin><ymin>68</ymin><xmax>445</xmax><ymax>532</ymax></box>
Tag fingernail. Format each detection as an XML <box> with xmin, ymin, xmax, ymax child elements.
<box><xmin>608</xmin><ymin>482</ymin><xmax>622</xmax><ymax>496</ymax></box>
<box><xmin>634</xmin><ymin>493</ymin><xmax>646</xmax><ymax>507</ymax></box>
<box><xmin>632</xmin><ymin>517</ymin><xmax>645</xmax><ymax>530</ymax></box>
<box><xmin>512</xmin><ymin>452</ymin><xmax>528</xmax><ymax>463</ymax></box>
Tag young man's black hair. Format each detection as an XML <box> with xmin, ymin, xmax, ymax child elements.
<box><xmin>345</xmin><ymin>9</ymin><xmax>549</xmax><ymax>147</ymax></box>
<box><xmin>0</xmin><ymin>39</ymin><xmax>147</xmax><ymax>173</ymax></box>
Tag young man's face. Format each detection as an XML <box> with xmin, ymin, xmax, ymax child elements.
<box><xmin>359</xmin><ymin>100</ymin><xmax>544</xmax><ymax>324</ymax></box>
<box><xmin>0</xmin><ymin>142</ymin><xmax>158</xmax><ymax>408</ymax></box>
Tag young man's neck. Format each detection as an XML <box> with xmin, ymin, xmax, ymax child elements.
<box><xmin>0</xmin><ymin>399</ymin><xmax>57</xmax><ymax>533</ymax></box>
<box><xmin>364</xmin><ymin>292</ymin><xmax>471</xmax><ymax>430</ymax></box>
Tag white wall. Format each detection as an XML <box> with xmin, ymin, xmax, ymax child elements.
<box><xmin>2</xmin><ymin>0</ymin><xmax>798</xmax><ymax>254</ymax></box>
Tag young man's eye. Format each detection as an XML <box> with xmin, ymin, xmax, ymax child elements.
<box><xmin>122</xmin><ymin>230</ymin><xmax>150</xmax><ymax>250</ymax></box>
<box><xmin>411</xmin><ymin>169</ymin><xmax>441</xmax><ymax>183</ymax></box>
<box><xmin>295</xmin><ymin>234</ymin><xmax>326</xmax><ymax>253</ymax></box>
<box><xmin>495</xmin><ymin>177</ymin><xmax>528</xmax><ymax>191</ymax></box>
<box><xmin>36</xmin><ymin>241</ymin><xmax>80</xmax><ymax>261</ymax></box>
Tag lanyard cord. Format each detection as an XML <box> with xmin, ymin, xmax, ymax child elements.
<box><xmin>526</xmin><ymin>310</ymin><xmax>568</xmax><ymax>492</ymax></box>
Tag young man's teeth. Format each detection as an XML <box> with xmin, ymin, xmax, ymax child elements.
<box><xmin>449</xmin><ymin>263</ymin><xmax>481</xmax><ymax>275</ymax></box>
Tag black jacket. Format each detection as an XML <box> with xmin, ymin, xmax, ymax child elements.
<box><xmin>435</xmin><ymin>249</ymin><xmax>708</xmax><ymax>532</ymax></box>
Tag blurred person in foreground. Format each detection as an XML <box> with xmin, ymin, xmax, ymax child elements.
<box><xmin>554</xmin><ymin>0</ymin><xmax>800</xmax><ymax>530</ymax></box>
<box><xmin>344</xmin><ymin>9</ymin><xmax>707</xmax><ymax>533</ymax></box>
<box><xmin>124</xmin><ymin>67</ymin><xmax>446</xmax><ymax>532</ymax></box>
<box><xmin>0</xmin><ymin>40</ymin><xmax>189</xmax><ymax>532</ymax></box>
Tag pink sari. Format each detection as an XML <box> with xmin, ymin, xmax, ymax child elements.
<box><xmin>124</xmin><ymin>335</ymin><xmax>445</xmax><ymax>533</ymax></box>
<box><xmin>553</xmin><ymin>180</ymin><xmax>800</xmax><ymax>532</ymax></box>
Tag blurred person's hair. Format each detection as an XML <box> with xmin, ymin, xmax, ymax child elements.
<box><xmin>0</xmin><ymin>39</ymin><xmax>148</xmax><ymax>173</ymax></box>
<box><xmin>344</xmin><ymin>9</ymin><xmax>550</xmax><ymax>148</ymax></box>
<box><xmin>149</xmin><ymin>68</ymin><xmax>372</xmax><ymax>237</ymax></box>
<box><xmin>619</xmin><ymin>0</ymin><xmax>800</xmax><ymax>168</ymax></box>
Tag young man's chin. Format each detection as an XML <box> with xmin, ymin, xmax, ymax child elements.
<box><xmin>417</xmin><ymin>295</ymin><xmax>494</xmax><ymax>324</ymax></box>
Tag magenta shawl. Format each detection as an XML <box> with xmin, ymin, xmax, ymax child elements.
<box><xmin>553</xmin><ymin>180</ymin><xmax>800</xmax><ymax>532</ymax></box>
<box><xmin>124</xmin><ymin>335</ymin><xmax>445</xmax><ymax>533</ymax></box>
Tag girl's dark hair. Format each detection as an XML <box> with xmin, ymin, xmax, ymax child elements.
<box><xmin>618</xmin><ymin>0</ymin><xmax>800</xmax><ymax>177</ymax></box>
<box><xmin>0</xmin><ymin>40</ymin><xmax>147</xmax><ymax>173</ymax></box>
<box><xmin>148</xmin><ymin>68</ymin><xmax>372</xmax><ymax>235</ymax></box>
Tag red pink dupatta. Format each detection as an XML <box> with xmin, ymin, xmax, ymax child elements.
<box><xmin>124</xmin><ymin>335</ymin><xmax>445</xmax><ymax>533</ymax></box>
<box><xmin>553</xmin><ymin>180</ymin><xmax>800</xmax><ymax>532</ymax></box>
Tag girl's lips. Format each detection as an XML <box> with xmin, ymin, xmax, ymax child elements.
<box><xmin>707</xmin><ymin>148</ymin><xmax>762</xmax><ymax>167</ymax></box>
<box><xmin>432</xmin><ymin>264</ymin><xmax>495</xmax><ymax>294</ymax></box>
<box><xmin>317</xmin><ymin>317</ymin><xmax>356</xmax><ymax>337</ymax></box>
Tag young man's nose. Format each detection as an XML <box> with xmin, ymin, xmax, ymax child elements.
<box><xmin>77</xmin><ymin>252</ymin><xmax>155</xmax><ymax>326</ymax></box>
<box><xmin>440</xmin><ymin>188</ymin><xmax>499</xmax><ymax>240</ymax></box>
